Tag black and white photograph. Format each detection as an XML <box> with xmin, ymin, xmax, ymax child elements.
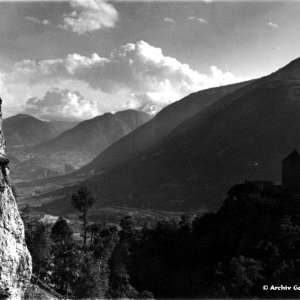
<box><xmin>1</xmin><ymin>0</ymin><xmax>300</xmax><ymax>299</ymax></box>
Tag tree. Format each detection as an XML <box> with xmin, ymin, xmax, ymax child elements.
<box><xmin>24</xmin><ymin>217</ymin><xmax>52</xmax><ymax>283</ymax></box>
<box><xmin>87</xmin><ymin>222</ymin><xmax>103</xmax><ymax>246</ymax></box>
<box><xmin>50</xmin><ymin>217</ymin><xmax>75</xmax><ymax>296</ymax></box>
<box><xmin>92</xmin><ymin>225</ymin><xmax>120</xmax><ymax>298</ymax></box>
<box><xmin>109</xmin><ymin>264</ymin><xmax>139</xmax><ymax>298</ymax></box>
<box><xmin>70</xmin><ymin>186</ymin><xmax>95</xmax><ymax>246</ymax></box>
<box><xmin>51</xmin><ymin>216</ymin><xmax>73</xmax><ymax>250</ymax></box>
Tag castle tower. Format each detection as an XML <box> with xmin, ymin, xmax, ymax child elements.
<box><xmin>282</xmin><ymin>149</ymin><xmax>300</xmax><ymax>190</ymax></box>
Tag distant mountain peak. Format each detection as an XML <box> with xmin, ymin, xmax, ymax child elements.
<box><xmin>14</xmin><ymin>113</ymin><xmax>30</xmax><ymax>117</ymax></box>
<box><xmin>3</xmin><ymin>113</ymin><xmax>56</xmax><ymax>151</ymax></box>
<box><xmin>10</xmin><ymin>113</ymin><xmax>40</xmax><ymax>120</ymax></box>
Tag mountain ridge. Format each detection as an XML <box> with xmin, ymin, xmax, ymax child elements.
<box><xmin>33</xmin><ymin>56</ymin><xmax>300</xmax><ymax>213</ymax></box>
<box><xmin>13</xmin><ymin>109</ymin><xmax>151</xmax><ymax>181</ymax></box>
<box><xmin>32</xmin><ymin>109</ymin><xmax>151</xmax><ymax>154</ymax></box>
<box><xmin>77</xmin><ymin>80</ymin><xmax>254</xmax><ymax>176</ymax></box>
<box><xmin>18</xmin><ymin>80</ymin><xmax>254</xmax><ymax>211</ymax></box>
<box><xmin>3</xmin><ymin>114</ymin><xmax>56</xmax><ymax>150</ymax></box>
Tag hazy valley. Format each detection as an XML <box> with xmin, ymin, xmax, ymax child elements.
<box><xmin>6</xmin><ymin>110</ymin><xmax>150</xmax><ymax>182</ymax></box>
<box><xmin>13</xmin><ymin>57</ymin><xmax>300</xmax><ymax>216</ymax></box>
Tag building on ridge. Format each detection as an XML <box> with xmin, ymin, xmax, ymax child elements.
<box><xmin>228</xmin><ymin>149</ymin><xmax>300</xmax><ymax>201</ymax></box>
<box><xmin>282</xmin><ymin>149</ymin><xmax>300</xmax><ymax>190</ymax></box>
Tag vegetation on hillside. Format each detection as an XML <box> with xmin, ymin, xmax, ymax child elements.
<box><xmin>22</xmin><ymin>186</ymin><xmax>300</xmax><ymax>299</ymax></box>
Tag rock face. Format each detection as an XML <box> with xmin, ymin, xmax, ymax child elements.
<box><xmin>0</xmin><ymin>100</ymin><xmax>32</xmax><ymax>299</ymax></box>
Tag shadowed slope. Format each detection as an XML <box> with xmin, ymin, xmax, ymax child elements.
<box><xmin>37</xmin><ymin>57</ymin><xmax>300</xmax><ymax>213</ymax></box>
<box><xmin>78</xmin><ymin>81</ymin><xmax>252</xmax><ymax>176</ymax></box>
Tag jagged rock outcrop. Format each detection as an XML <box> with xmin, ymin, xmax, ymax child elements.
<box><xmin>0</xmin><ymin>99</ymin><xmax>32</xmax><ymax>299</ymax></box>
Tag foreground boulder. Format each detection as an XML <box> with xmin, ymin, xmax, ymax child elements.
<box><xmin>0</xmin><ymin>99</ymin><xmax>32</xmax><ymax>299</ymax></box>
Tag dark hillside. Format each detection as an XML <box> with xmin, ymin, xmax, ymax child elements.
<box><xmin>38</xmin><ymin>58</ymin><xmax>300</xmax><ymax>213</ymax></box>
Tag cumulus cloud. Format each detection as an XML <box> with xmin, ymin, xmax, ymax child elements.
<box><xmin>59</xmin><ymin>0</ymin><xmax>118</xmax><ymax>34</ymax></box>
<box><xmin>13</xmin><ymin>40</ymin><xmax>244</xmax><ymax>114</ymax></box>
<box><xmin>0</xmin><ymin>72</ymin><xmax>23</xmax><ymax>117</ymax></box>
<box><xmin>268</xmin><ymin>22</ymin><xmax>279</xmax><ymax>29</ymax></box>
<box><xmin>209</xmin><ymin>66</ymin><xmax>238</xmax><ymax>86</ymax></box>
<box><xmin>0</xmin><ymin>75</ymin><xmax>11</xmax><ymax>102</ymax></box>
<box><xmin>25</xmin><ymin>87</ymin><xmax>100</xmax><ymax>120</ymax></box>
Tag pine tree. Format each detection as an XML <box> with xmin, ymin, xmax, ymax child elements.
<box><xmin>70</xmin><ymin>186</ymin><xmax>95</xmax><ymax>247</ymax></box>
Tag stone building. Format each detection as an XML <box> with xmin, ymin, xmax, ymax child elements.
<box><xmin>282</xmin><ymin>149</ymin><xmax>300</xmax><ymax>190</ymax></box>
<box><xmin>228</xmin><ymin>149</ymin><xmax>300</xmax><ymax>201</ymax></box>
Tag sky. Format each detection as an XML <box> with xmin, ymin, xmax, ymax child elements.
<box><xmin>1</xmin><ymin>0</ymin><xmax>300</xmax><ymax>121</ymax></box>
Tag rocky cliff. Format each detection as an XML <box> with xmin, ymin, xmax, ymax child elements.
<box><xmin>0</xmin><ymin>99</ymin><xmax>32</xmax><ymax>299</ymax></box>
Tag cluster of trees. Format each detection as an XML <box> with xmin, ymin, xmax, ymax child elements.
<box><xmin>22</xmin><ymin>186</ymin><xmax>300</xmax><ymax>298</ymax></box>
<box><xmin>22</xmin><ymin>187</ymin><xmax>153</xmax><ymax>299</ymax></box>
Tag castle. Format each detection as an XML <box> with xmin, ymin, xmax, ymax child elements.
<box><xmin>228</xmin><ymin>149</ymin><xmax>300</xmax><ymax>201</ymax></box>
